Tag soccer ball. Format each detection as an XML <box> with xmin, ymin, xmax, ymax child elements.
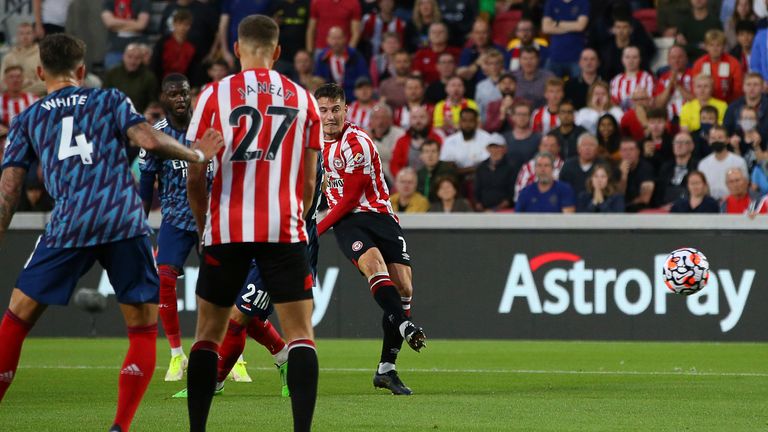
<box><xmin>663</xmin><ymin>248</ymin><xmax>710</xmax><ymax>295</ymax></box>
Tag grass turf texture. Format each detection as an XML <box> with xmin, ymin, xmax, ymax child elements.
<box><xmin>1</xmin><ymin>339</ymin><xmax>766</xmax><ymax>431</ymax></box>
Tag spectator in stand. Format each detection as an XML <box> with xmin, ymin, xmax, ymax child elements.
<box><xmin>433</xmin><ymin>76</ymin><xmax>479</xmax><ymax>135</ymax></box>
<box><xmin>306</xmin><ymin>0</ymin><xmax>361</xmax><ymax>53</ymax></box>
<box><xmin>368</xmin><ymin>104</ymin><xmax>405</xmax><ymax>182</ymax></box>
<box><xmin>424</xmin><ymin>52</ymin><xmax>459</xmax><ymax>105</ymax></box>
<box><xmin>18</xmin><ymin>174</ymin><xmax>54</xmax><ymax>212</ymax></box>
<box><xmin>515</xmin><ymin>133</ymin><xmax>564</xmax><ymax>201</ymax></box>
<box><xmin>641</xmin><ymin>108</ymin><xmax>675</xmax><ymax>174</ymax></box>
<box><xmin>151</xmin><ymin>9</ymin><xmax>195</xmax><ymax>79</ymax></box>
<box><xmin>692</xmin><ymin>30</ymin><xmax>744</xmax><ymax>103</ymax></box>
<box><xmin>417</xmin><ymin>139</ymin><xmax>458</xmax><ymax>201</ymax></box>
<box><xmin>551</xmin><ymin>100</ymin><xmax>587</xmax><ymax>158</ymax></box>
<box><xmin>379</xmin><ymin>51</ymin><xmax>411</xmax><ymax>109</ymax></box>
<box><xmin>503</xmin><ymin>102</ymin><xmax>541</xmax><ymax>168</ymax></box>
<box><xmin>159</xmin><ymin>0</ymin><xmax>220</xmax><ymax>86</ymax></box>
<box><xmin>541</xmin><ymin>0</ymin><xmax>590</xmax><ymax>79</ymax></box>
<box><xmin>483</xmin><ymin>73</ymin><xmax>522</xmax><ymax>134</ymax></box>
<box><xmin>413</xmin><ymin>23</ymin><xmax>461</xmax><ymax>86</ymax></box>
<box><xmin>691</xmin><ymin>105</ymin><xmax>720</xmax><ymax>158</ymax></box>
<box><xmin>731</xmin><ymin>20</ymin><xmax>756</xmax><ymax>72</ymax></box>
<box><xmin>724</xmin><ymin>73</ymin><xmax>768</xmax><ymax>138</ymax></box>
<box><xmin>559</xmin><ymin>132</ymin><xmax>603</xmax><ymax>196</ymax></box>
<box><xmin>680</xmin><ymin>74</ymin><xmax>728</xmax><ymax>131</ymax></box>
<box><xmin>143</xmin><ymin>101</ymin><xmax>163</xmax><ymax>125</ymax></box>
<box><xmin>102</xmin><ymin>43</ymin><xmax>158</xmax><ymax>113</ymax></box>
<box><xmin>391</xmin><ymin>106</ymin><xmax>443</xmax><ymax>177</ymax></box>
<box><xmin>512</xmin><ymin>47</ymin><xmax>554</xmax><ymax>108</ymax></box>
<box><xmin>730</xmin><ymin>106</ymin><xmax>768</xmax><ymax>170</ymax></box>
<box><xmin>597</xmin><ymin>113</ymin><xmax>622</xmax><ymax>160</ymax></box>
<box><xmin>439</xmin><ymin>0</ymin><xmax>478</xmax><ymax>48</ymax></box>
<box><xmin>676</xmin><ymin>0</ymin><xmax>724</xmax><ymax>59</ymax></box>
<box><xmin>33</xmin><ymin>0</ymin><xmax>73</xmax><ymax>37</ymax></box>
<box><xmin>360</xmin><ymin>0</ymin><xmax>405</xmax><ymax>59</ymax></box>
<box><xmin>670</xmin><ymin>170</ymin><xmax>721</xmax><ymax>212</ymax></box>
<box><xmin>656</xmin><ymin>132</ymin><xmax>700</xmax><ymax>206</ymax></box>
<box><xmin>597</xmin><ymin>13</ymin><xmax>655</xmax><ymax>81</ymax></box>
<box><xmin>617</xmin><ymin>137</ymin><xmax>655</xmax><ymax>212</ymax></box>
<box><xmin>101</xmin><ymin>0</ymin><xmax>150</xmax><ymax>69</ymax></box>
<box><xmin>370</xmin><ymin>33</ymin><xmax>402</xmax><ymax>88</ymax></box>
<box><xmin>440</xmin><ymin>108</ymin><xmax>492</xmax><ymax>176</ymax></box>
<box><xmin>390</xmin><ymin>167</ymin><xmax>430</xmax><ymax>213</ymax></box>
<box><xmin>576</xmin><ymin>163</ymin><xmax>624</xmax><ymax>212</ymax></box>
<box><xmin>474</xmin><ymin>50</ymin><xmax>505</xmax><ymax>122</ymax></box>
<box><xmin>291</xmin><ymin>50</ymin><xmax>319</xmax><ymax>90</ymax></box>
<box><xmin>315</xmin><ymin>27</ymin><xmax>369</xmax><ymax>102</ymax></box>
<box><xmin>394</xmin><ymin>75</ymin><xmax>433</xmax><ymax>129</ymax></box>
<box><xmin>457</xmin><ymin>19</ymin><xmax>506</xmax><ymax>86</ymax></box>
<box><xmin>429</xmin><ymin>176</ymin><xmax>473</xmax><ymax>212</ymax></box>
<box><xmin>725</xmin><ymin>0</ymin><xmax>757</xmax><ymax>50</ymax></box>
<box><xmin>516</xmin><ymin>152</ymin><xmax>576</xmax><ymax>213</ymax></box>
<box><xmin>405</xmin><ymin>0</ymin><xmax>441</xmax><ymax>52</ymax></box>
<box><xmin>271</xmin><ymin>0</ymin><xmax>311</xmax><ymax>75</ymax></box>
<box><xmin>698</xmin><ymin>125</ymin><xmax>749</xmax><ymax>199</ymax></box>
<box><xmin>474</xmin><ymin>132</ymin><xmax>516</xmax><ymax>211</ymax></box>
<box><xmin>507</xmin><ymin>18</ymin><xmax>550</xmax><ymax>72</ymax></box>
<box><xmin>532</xmin><ymin>78</ymin><xmax>564</xmax><ymax>135</ymax></box>
<box><xmin>214</xmin><ymin>0</ymin><xmax>273</xmax><ymax>69</ymax></box>
<box><xmin>0</xmin><ymin>23</ymin><xmax>43</xmax><ymax>95</ymax></box>
<box><xmin>620</xmin><ymin>87</ymin><xmax>655</xmax><ymax>142</ymax></box>
<box><xmin>609</xmin><ymin>46</ymin><xmax>655</xmax><ymax>111</ymax></box>
<box><xmin>0</xmin><ymin>66</ymin><xmax>38</xmax><ymax>127</ymax></box>
<box><xmin>347</xmin><ymin>78</ymin><xmax>377</xmax><ymax>130</ymax></box>
<box><xmin>751</xmin><ymin>160</ymin><xmax>768</xmax><ymax>196</ymax></box>
<box><xmin>653</xmin><ymin>45</ymin><xmax>694</xmax><ymax>123</ymax></box>
<box><xmin>564</xmin><ymin>48</ymin><xmax>599</xmax><ymax>110</ymax></box>
<box><xmin>721</xmin><ymin>167</ymin><xmax>768</xmax><ymax>213</ymax></box>
<box><xmin>575</xmin><ymin>81</ymin><xmax>624</xmax><ymax>135</ymax></box>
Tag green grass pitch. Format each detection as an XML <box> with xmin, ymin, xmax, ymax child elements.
<box><xmin>1</xmin><ymin>338</ymin><xmax>766</xmax><ymax>431</ymax></box>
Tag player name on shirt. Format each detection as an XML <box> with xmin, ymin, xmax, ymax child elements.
<box><xmin>40</xmin><ymin>95</ymin><xmax>89</xmax><ymax>110</ymax></box>
<box><xmin>238</xmin><ymin>82</ymin><xmax>295</xmax><ymax>100</ymax></box>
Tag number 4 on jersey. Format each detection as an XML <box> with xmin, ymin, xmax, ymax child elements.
<box><xmin>57</xmin><ymin>116</ymin><xmax>94</xmax><ymax>164</ymax></box>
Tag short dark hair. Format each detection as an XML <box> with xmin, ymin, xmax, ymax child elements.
<box><xmin>647</xmin><ymin>107</ymin><xmax>667</xmax><ymax>120</ymax></box>
<box><xmin>459</xmin><ymin>107</ymin><xmax>479</xmax><ymax>119</ymax></box>
<box><xmin>520</xmin><ymin>46</ymin><xmax>540</xmax><ymax>57</ymax></box>
<box><xmin>3</xmin><ymin>65</ymin><xmax>23</xmax><ymax>75</ymax></box>
<box><xmin>620</xmin><ymin>136</ymin><xmax>640</xmax><ymax>150</ymax></box>
<box><xmin>700</xmin><ymin>105</ymin><xmax>718</xmax><ymax>118</ymax></box>
<box><xmin>172</xmin><ymin>8</ymin><xmax>193</xmax><ymax>23</ymax></box>
<box><xmin>162</xmin><ymin>73</ymin><xmax>189</xmax><ymax>90</ymax></box>
<box><xmin>39</xmin><ymin>34</ymin><xmax>86</xmax><ymax>76</ymax></box>
<box><xmin>238</xmin><ymin>15</ymin><xmax>279</xmax><ymax>49</ymax></box>
<box><xmin>420</xmin><ymin>139</ymin><xmax>440</xmax><ymax>151</ymax></box>
<box><xmin>559</xmin><ymin>99</ymin><xmax>575</xmax><ymax>110</ymax></box>
<box><xmin>314</xmin><ymin>83</ymin><xmax>346</xmax><ymax>102</ymax></box>
<box><xmin>735</xmin><ymin>19</ymin><xmax>757</xmax><ymax>35</ymax></box>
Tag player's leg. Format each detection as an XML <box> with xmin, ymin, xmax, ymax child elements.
<box><xmin>0</xmin><ymin>289</ymin><xmax>45</xmax><ymax>402</ymax></box>
<box><xmin>99</xmin><ymin>236</ymin><xmax>161</xmax><ymax>432</ymax></box>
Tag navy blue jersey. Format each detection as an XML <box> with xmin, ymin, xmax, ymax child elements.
<box><xmin>139</xmin><ymin>118</ymin><xmax>211</xmax><ymax>232</ymax></box>
<box><xmin>2</xmin><ymin>86</ymin><xmax>150</xmax><ymax>248</ymax></box>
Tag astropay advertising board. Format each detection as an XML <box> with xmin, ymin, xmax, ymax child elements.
<box><xmin>0</xmin><ymin>228</ymin><xmax>764</xmax><ymax>340</ymax></box>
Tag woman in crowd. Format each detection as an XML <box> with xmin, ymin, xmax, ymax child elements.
<box><xmin>597</xmin><ymin>114</ymin><xmax>622</xmax><ymax>160</ymax></box>
<box><xmin>428</xmin><ymin>176</ymin><xmax>473</xmax><ymax>213</ymax></box>
<box><xmin>725</xmin><ymin>0</ymin><xmax>756</xmax><ymax>49</ymax></box>
<box><xmin>576</xmin><ymin>163</ymin><xmax>624</xmax><ymax>213</ymax></box>
<box><xmin>405</xmin><ymin>0</ymin><xmax>441</xmax><ymax>52</ymax></box>
<box><xmin>575</xmin><ymin>81</ymin><xmax>624</xmax><ymax>135</ymax></box>
<box><xmin>670</xmin><ymin>170</ymin><xmax>720</xmax><ymax>213</ymax></box>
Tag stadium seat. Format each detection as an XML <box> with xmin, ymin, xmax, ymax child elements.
<box><xmin>633</xmin><ymin>8</ymin><xmax>658</xmax><ymax>36</ymax></box>
<box><xmin>492</xmin><ymin>10</ymin><xmax>522</xmax><ymax>47</ymax></box>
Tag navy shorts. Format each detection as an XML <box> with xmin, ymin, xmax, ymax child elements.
<box><xmin>156</xmin><ymin>223</ymin><xmax>198</xmax><ymax>269</ymax></box>
<box><xmin>16</xmin><ymin>235</ymin><xmax>159</xmax><ymax>305</ymax></box>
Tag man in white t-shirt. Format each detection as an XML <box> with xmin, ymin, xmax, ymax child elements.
<box><xmin>698</xmin><ymin>125</ymin><xmax>748</xmax><ymax>200</ymax></box>
<box><xmin>439</xmin><ymin>108</ymin><xmax>492</xmax><ymax>175</ymax></box>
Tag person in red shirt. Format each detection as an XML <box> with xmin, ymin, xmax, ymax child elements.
<box><xmin>390</xmin><ymin>105</ymin><xmax>443</xmax><ymax>177</ymax></box>
<box><xmin>393</xmin><ymin>75</ymin><xmax>434</xmax><ymax>129</ymax></box>
<box><xmin>532</xmin><ymin>78</ymin><xmax>564</xmax><ymax>134</ymax></box>
<box><xmin>315</xmin><ymin>83</ymin><xmax>427</xmax><ymax>396</ymax></box>
<box><xmin>0</xmin><ymin>65</ymin><xmax>37</xmax><ymax>127</ymax></box>
<box><xmin>151</xmin><ymin>9</ymin><xmax>195</xmax><ymax>79</ymax></box>
<box><xmin>654</xmin><ymin>45</ymin><xmax>694</xmax><ymax>122</ymax></box>
<box><xmin>306</xmin><ymin>0</ymin><xmax>361</xmax><ymax>53</ymax></box>
<box><xmin>412</xmin><ymin>22</ymin><xmax>460</xmax><ymax>85</ymax></box>
<box><xmin>721</xmin><ymin>168</ymin><xmax>768</xmax><ymax>213</ymax></box>
<box><xmin>620</xmin><ymin>87</ymin><xmax>654</xmax><ymax>142</ymax></box>
<box><xmin>692</xmin><ymin>29</ymin><xmax>744</xmax><ymax>103</ymax></box>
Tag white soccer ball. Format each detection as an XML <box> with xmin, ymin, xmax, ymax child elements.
<box><xmin>663</xmin><ymin>248</ymin><xmax>710</xmax><ymax>295</ymax></box>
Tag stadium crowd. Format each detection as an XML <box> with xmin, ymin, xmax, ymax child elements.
<box><xmin>1</xmin><ymin>0</ymin><xmax>768</xmax><ymax>215</ymax></box>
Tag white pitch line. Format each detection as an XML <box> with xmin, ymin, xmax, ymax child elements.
<box><xmin>18</xmin><ymin>365</ymin><xmax>768</xmax><ymax>377</ymax></box>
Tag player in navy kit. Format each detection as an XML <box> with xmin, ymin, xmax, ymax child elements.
<box><xmin>0</xmin><ymin>35</ymin><xmax>223</xmax><ymax>432</ymax></box>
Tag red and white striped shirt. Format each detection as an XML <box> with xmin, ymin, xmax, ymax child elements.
<box><xmin>0</xmin><ymin>92</ymin><xmax>37</xmax><ymax>126</ymax></box>
<box><xmin>347</xmin><ymin>101</ymin><xmax>374</xmax><ymax>130</ymax></box>
<box><xmin>330</xmin><ymin>54</ymin><xmax>346</xmax><ymax>85</ymax></box>
<box><xmin>514</xmin><ymin>156</ymin><xmax>564</xmax><ymax>201</ymax></box>
<box><xmin>531</xmin><ymin>107</ymin><xmax>560</xmax><ymax>134</ymax></box>
<box><xmin>361</xmin><ymin>12</ymin><xmax>405</xmax><ymax>55</ymax></box>
<box><xmin>393</xmin><ymin>103</ymin><xmax>434</xmax><ymax>129</ymax></box>
<box><xmin>322</xmin><ymin>122</ymin><xmax>396</xmax><ymax>219</ymax></box>
<box><xmin>610</xmin><ymin>71</ymin><xmax>655</xmax><ymax>111</ymax></box>
<box><xmin>653</xmin><ymin>69</ymin><xmax>693</xmax><ymax>120</ymax></box>
<box><xmin>186</xmin><ymin>68</ymin><xmax>322</xmax><ymax>245</ymax></box>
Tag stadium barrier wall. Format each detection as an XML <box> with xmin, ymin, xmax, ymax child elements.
<box><xmin>3</xmin><ymin>213</ymin><xmax>767</xmax><ymax>341</ymax></box>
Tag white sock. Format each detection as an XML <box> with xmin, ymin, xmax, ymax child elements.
<box><xmin>273</xmin><ymin>345</ymin><xmax>289</xmax><ymax>366</ymax></box>
<box><xmin>398</xmin><ymin>320</ymin><xmax>413</xmax><ymax>338</ymax></box>
<box><xmin>237</xmin><ymin>354</ymin><xmax>245</xmax><ymax>362</ymax></box>
<box><xmin>378</xmin><ymin>362</ymin><xmax>396</xmax><ymax>374</ymax></box>
<box><xmin>171</xmin><ymin>346</ymin><xmax>185</xmax><ymax>357</ymax></box>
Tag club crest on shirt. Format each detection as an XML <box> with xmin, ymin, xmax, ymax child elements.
<box><xmin>352</xmin><ymin>241</ymin><xmax>363</xmax><ymax>252</ymax></box>
<box><xmin>333</xmin><ymin>157</ymin><xmax>344</xmax><ymax>169</ymax></box>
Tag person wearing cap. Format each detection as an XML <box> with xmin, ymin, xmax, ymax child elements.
<box><xmin>474</xmin><ymin>132</ymin><xmax>516</xmax><ymax>212</ymax></box>
<box><xmin>347</xmin><ymin>77</ymin><xmax>377</xmax><ymax>129</ymax></box>
<box><xmin>314</xmin><ymin>26</ymin><xmax>369</xmax><ymax>102</ymax></box>
<box><xmin>514</xmin><ymin>133</ymin><xmax>564</xmax><ymax>201</ymax></box>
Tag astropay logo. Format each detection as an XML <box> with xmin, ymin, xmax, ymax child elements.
<box><xmin>498</xmin><ymin>252</ymin><xmax>755</xmax><ymax>332</ymax></box>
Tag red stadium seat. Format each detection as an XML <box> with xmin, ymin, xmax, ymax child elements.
<box><xmin>633</xmin><ymin>8</ymin><xmax>658</xmax><ymax>36</ymax></box>
<box><xmin>492</xmin><ymin>10</ymin><xmax>522</xmax><ymax>47</ymax></box>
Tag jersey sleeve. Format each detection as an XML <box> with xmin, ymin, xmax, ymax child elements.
<box><xmin>110</xmin><ymin>89</ymin><xmax>147</xmax><ymax>136</ymax></box>
<box><xmin>186</xmin><ymin>84</ymin><xmax>216</xmax><ymax>144</ymax></box>
<box><xmin>138</xmin><ymin>147</ymin><xmax>159</xmax><ymax>173</ymax></box>
<box><xmin>1</xmin><ymin>118</ymin><xmax>34</xmax><ymax>170</ymax></box>
<box><xmin>342</xmin><ymin>132</ymin><xmax>374</xmax><ymax>175</ymax></box>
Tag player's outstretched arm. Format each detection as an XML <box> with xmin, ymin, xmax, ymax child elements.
<box><xmin>303</xmin><ymin>149</ymin><xmax>319</xmax><ymax>219</ymax></box>
<box><xmin>0</xmin><ymin>167</ymin><xmax>26</xmax><ymax>244</ymax></box>
<box><xmin>127</xmin><ymin>123</ymin><xmax>223</xmax><ymax>163</ymax></box>
<box><xmin>187</xmin><ymin>162</ymin><xmax>208</xmax><ymax>246</ymax></box>
<box><xmin>316</xmin><ymin>171</ymin><xmax>370</xmax><ymax>236</ymax></box>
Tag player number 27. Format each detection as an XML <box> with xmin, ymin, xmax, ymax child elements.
<box><xmin>229</xmin><ymin>105</ymin><xmax>299</xmax><ymax>162</ymax></box>
<box><xmin>57</xmin><ymin>116</ymin><xmax>94</xmax><ymax>164</ymax></box>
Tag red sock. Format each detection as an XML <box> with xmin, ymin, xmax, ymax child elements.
<box><xmin>246</xmin><ymin>317</ymin><xmax>286</xmax><ymax>355</ymax></box>
<box><xmin>0</xmin><ymin>310</ymin><xmax>33</xmax><ymax>402</ymax></box>
<box><xmin>217</xmin><ymin>320</ymin><xmax>246</xmax><ymax>382</ymax></box>
<box><xmin>112</xmin><ymin>324</ymin><xmax>157</xmax><ymax>431</ymax></box>
<box><xmin>157</xmin><ymin>265</ymin><xmax>182</xmax><ymax>349</ymax></box>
